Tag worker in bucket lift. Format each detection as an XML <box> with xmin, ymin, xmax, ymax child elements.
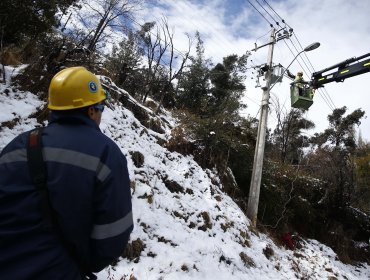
<box><xmin>294</xmin><ymin>71</ymin><xmax>308</xmax><ymax>96</ymax></box>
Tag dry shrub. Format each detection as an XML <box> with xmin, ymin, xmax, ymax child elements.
<box><xmin>263</xmin><ymin>244</ymin><xmax>274</xmax><ymax>260</ymax></box>
<box><xmin>163</xmin><ymin>178</ymin><xmax>184</xmax><ymax>194</ymax></box>
<box><xmin>166</xmin><ymin>125</ymin><xmax>196</xmax><ymax>155</ymax></box>
<box><xmin>198</xmin><ymin>211</ymin><xmax>212</xmax><ymax>231</ymax></box>
<box><xmin>122</xmin><ymin>239</ymin><xmax>146</xmax><ymax>263</ymax></box>
<box><xmin>130</xmin><ymin>151</ymin><xmax>145</xmax><ymax>168</ymax></box>
<box><xmin>239</xmin><ymin>252</ymin><xmax>256</xmax><ymax>267</ymax></box>
<box><xmin>0</xmin><ymin>47</ymin><xmax>22</xmax><ymax>66</ymax></box>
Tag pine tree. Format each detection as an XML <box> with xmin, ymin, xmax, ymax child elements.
<box><xmin>176</xmin><ymin>31</ymin><xmax>211</xmax><ymax>114</ymax></box>
<box><xmin>206</xmin><ymin>54</ymin><xmax>246</xmax><ymax>117</ymax></box>
<box><xmin>105</xmin><ymin>31</ymin><xmax>143</xmax><ymax>94</ymax></box>
<box><xmin>309</xmin><ymin>106</ymin><xmax>365</xmax><ymax>208</ymax></box>
<box><xmin>0</xmin><ymin>0</ymin><xmax>77</xmax><ymax>46</ymax></box>
<box><xmin>271</xmin><ymin>109</ymin><xmax>315</xmax><ymax>164</ymax></box>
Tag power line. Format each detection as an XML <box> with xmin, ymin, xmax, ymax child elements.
<box><xmin>291</xmin><ymin>33</ymin><xmax>316</xmax><ymax>72</ymax></box>
<box><xmin>287</xmin><ymin>38</ymin><xmax>312</xmax><ymax>74</ymax></box>
<box><xmin>247</xmin><ymin>0</ymin><xmax>337</xmax><ymax>116</ymax></box>
<box><xmin>255</xmin><ymin>28</ymin><xmax>274</xmax><ymax>43</ymax></box>
<box><xmin>316</xmin><ymin>88</ymin><xmax>336</xmax><ymax>111</ymax></box>
<box><xmin>263</xmin><ymin>1</ymin><xmax>337</xmax><ymax>111</ymax></box>
<box><xmin>245</xmin><ymin>0</ymin><xmax>341</xmax><ymax>144</ymax></box>
<box><xmin>246</xmin><ymin>0</ymin><xmax>273</xmax><ymax>27</ymax></box>
<box><xmin>320</xmin><ymin>87</ymin><xmax>336</xmax><ymax>109</ymax></box>
<box><xmin>262</xmin><ymin>0</ymin><xmax>285</xmax><ymax>23</ymax></box>
<box><xmin>254</xmin><ymin>0</ymin><xmax>279</xmax><ymax>26</ymax></box>
<box><xmin>280</xmin><ymin>33</ymin><xmax>336</xmax><ymax>111</ymax></box>
<box><xmin>282</xmin><ymin>41</ymin><xmax>335</xmax><ymax>111</ymax></box>
<box><xmin>289</xmin><ymin>33</ymin><xmax>336</xmax><ymax>109</ymax></box>
<box><xmin>282</xmin><ymin>40</ymin><xmax>309</xmax><ymax>75</ymax></box>
<box><xmin>241</xmin><ymin>94</ymin><xmax>261</xmax><ymax>107</ymax></box>
<box><xmin>288</xmin><ymin>35</ymin><xmax>336</xmax><ymax>110</ymax></box>
<box><xmin>148</xmin><ymin>0</ymin><xmax>271</xmax><ymax>56</ymax></box>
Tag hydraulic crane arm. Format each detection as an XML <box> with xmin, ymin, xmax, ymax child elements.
<box><xmin>311</xmin><ymin>52</ymin><xmax>370</xmax><ymax>89</ymax></box>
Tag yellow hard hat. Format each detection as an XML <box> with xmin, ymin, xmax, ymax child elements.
<box><xmin>48</xmin><ymin>67</ymin><xmax>106</xmax><ymax>110</ymax></box>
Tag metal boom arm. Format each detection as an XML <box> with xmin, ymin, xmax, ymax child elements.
<box><xmin>311</xmin><ymin>52</ymin><xmax>370</xmax><ymax>89</ymax></box>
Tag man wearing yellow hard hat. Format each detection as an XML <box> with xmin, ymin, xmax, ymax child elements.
<box><xmin>0</xmin><ymin>67</ymin><xmax>133</xmax><ymax>279</ymax></box>
<box><xmin>294</xmin><ymin>71</ymin><xmax>305</xmax><ymax>96</ymax></box>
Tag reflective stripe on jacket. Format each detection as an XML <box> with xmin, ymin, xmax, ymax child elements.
<box><xmin>0</xmin><ymin>111</ymin><xmax>133</xmax><ymax>280</ymax></box>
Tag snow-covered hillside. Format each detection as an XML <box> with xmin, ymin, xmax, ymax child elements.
<box><xmin>1</xmin><ymin>66</ymin><xmax>369</xmax><ymax>280</ymax></box>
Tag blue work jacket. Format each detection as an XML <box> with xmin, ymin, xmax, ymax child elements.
<box><xmin>0</xmin><ymin>111</ymin><xmax>133</xmax><ymax>280</ymax></box>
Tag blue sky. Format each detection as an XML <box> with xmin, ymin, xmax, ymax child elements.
<box><xmin>137</xmin><ymin>0</ymin><xmax>370</xmax><ymax>141</ymax></box>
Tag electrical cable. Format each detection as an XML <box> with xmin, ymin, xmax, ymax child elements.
<box><xmin>283</xmin><ymin>39</ymin><xmax>336</xmax><ymax>111</ymax></box>
<box><xmin>283</xmin><ymin>40</ymin><xmax>310</xmax><ymax>76</ymax></box>
<box><xmin>260</xmin><ymin>108</ymin><xmax>312</xmax><ymax>229</ymax></box>
<box><xmin>261</xmin><ymin>1</ymin><xmax>314</xmax><ymax>76</ymax></box>
<box><xmin>321</xmin><ymin>87</ymin><xmax>336</xmax><ymax>108</ymax></box>
<box><xmin>291</xmin><ymin>33</ymin><xmax>316</xmax><ymax>72</ymax></box>
<box><xmin>240</xmin><ymin>94</ymin><xmax>261</xmax><ymax>107</ymax></box>
<box><xmin>254</xmin><ymin>0</ymin><xmax>279</xmax><ymax>26</ymax></box>
<box><xmin>288</xmin><ymin>33</ymin><xmax>337</xmax><ymax>109</ymax></box>
<box><xmin>137</xmin><ymin>0</ymin><xmax>338</xmax><ymax>124</ymax></box>
<box><xmin>246</xmin><ymin>0</ymin><xmax>274</xmax><ymax>27</ymax></box>
<box><xmin>316</xmin><ymin>89</ymin><xmax>336</xmax><ymax>111</ymax></box>
<box><xmin>255</xmin><ymin>28</ymin><xmax>274</xmax><ymax>44</ymax></box>
<box><xmin>153</xmin><ymin>1</ymin><xmax>239</xmax><ymax>55</ymax></box>
<box><xmin>262</xmin><ymin>0</ymin><xmax>337</xmax><ymax>111</ymax></box>
<box><xmin>287</xmin><ymin>38</ymin><xmax>312</xmax><ymax>74</ymax></box>
<box><xmin>262</xmin><ymin>0</ymin><xmax>285</xmax><ymax>23</ymax></box>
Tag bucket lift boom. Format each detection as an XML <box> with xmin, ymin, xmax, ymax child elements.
<box><xmin>311</xmin><ymin>52</ymin><xmax>370</xmax><ymax>89</ymax></box>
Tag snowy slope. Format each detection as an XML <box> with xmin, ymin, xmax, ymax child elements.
<box><xmin>0</xmin><ymin>65</ymin><xmax>369</xmax><ymax>280</ymax></box>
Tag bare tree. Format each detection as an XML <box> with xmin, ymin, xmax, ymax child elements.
<box><xmin>78</xmin><ymin>0</ymin><xmax>143</xmax><ymax>52</ymax></box>
<box><xmin>138</xmin><ymin>21</ymin><xmax>165</xmax><ymax>103</ymax></box>
<box><xmin>138</xmin><ymin>17</ymin><xmax>191</xmax><ymax>111</ymax></box>
<box><xmin>155</xmin><ymin>19</ymin><xmax>191</xmax><ymax>113</ymax></box>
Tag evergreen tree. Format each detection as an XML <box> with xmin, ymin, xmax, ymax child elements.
<box><xmin>207</xmin><ymin>54</ymin><xmax>246</xmax><ymax>117</ymax></box>
<box><xmin>271</xmin><ymin>109</ymin><xmax>315</xmax><ymax>164</ymax></box>
<box><xmin>309</xmin><ymin>106</ymin><xmax>365</xmax><ymax>208</ymax></box>
<box><xmin>354</xmin><ymin>139</ymin><xmax>370</xmax><ymax>212</ymax></box>
<box><xmin>105</xmin><ymin>31</ymin><xmax>143</xmax><ymax>94</ymax></box>
<box><xmin>178</xmin><ymin>51</ymin><xmax>251</xmax><ymax>192</ymax></box>
<box><xmin>176</xmin><ymin>31</ymin><xmax>211</xmax><ymax>114</ymax></box>
<box><xmin>0</xmin><ymin>0</ymin><xmax>77</xmax><ymax>46</ymax></box>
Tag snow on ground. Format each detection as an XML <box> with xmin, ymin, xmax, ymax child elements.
<box><xmin>1</xmin><ymin>65</ymin><xmax>369</xmax><ymax>280</ymax></box>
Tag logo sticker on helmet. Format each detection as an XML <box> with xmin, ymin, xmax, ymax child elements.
<box><xmin>88</xmin><ymin>81</ymin><xmax>98</xmax><ymax>93</ymax></box>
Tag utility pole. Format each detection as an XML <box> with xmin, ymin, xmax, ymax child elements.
<box><xmin>246</xmin><ymin>28</ymin><xmax>319</xmax><ymax>227</ymax></box>
<box><xmin>247</xmin><ymin>28</ymin><xmax>275</xmax><ymax>227</ymax></box>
